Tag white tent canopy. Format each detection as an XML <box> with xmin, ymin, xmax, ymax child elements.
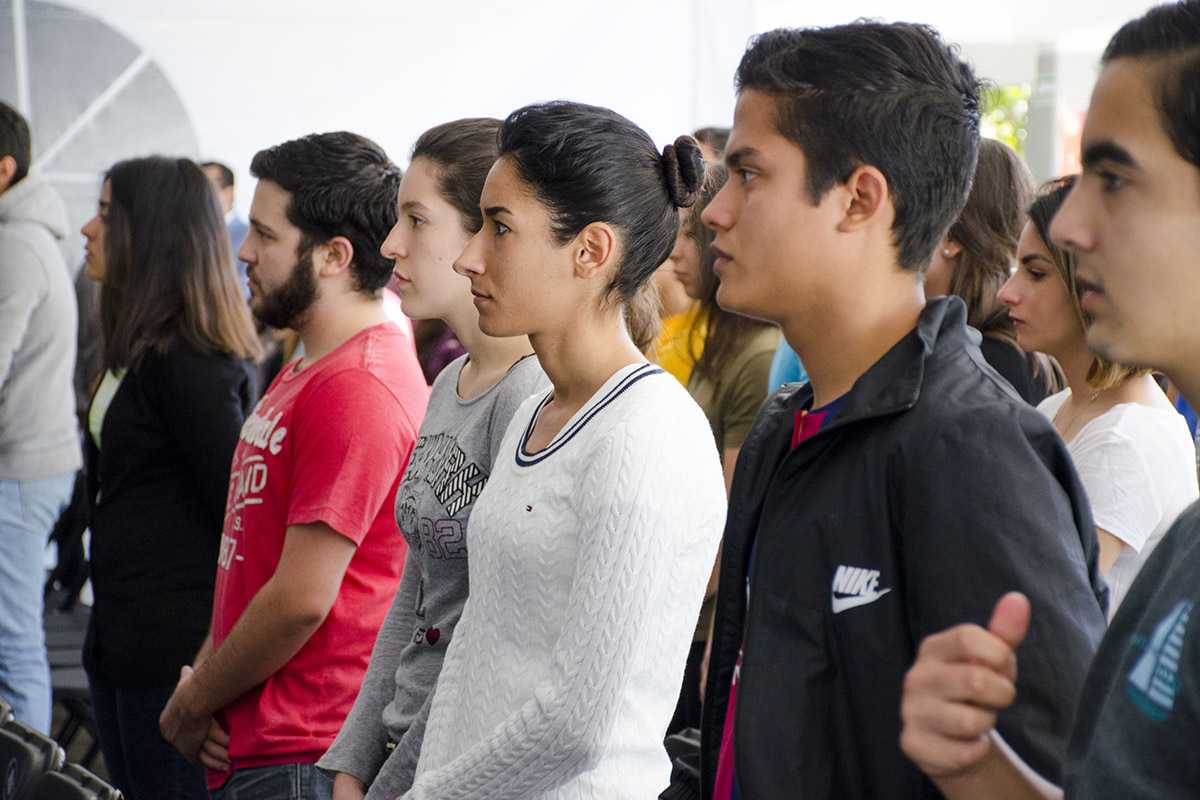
<box><xmin>3</xmin><ymin>0</ymin><xmax>1162</xmax><ymax>260</ymax></box>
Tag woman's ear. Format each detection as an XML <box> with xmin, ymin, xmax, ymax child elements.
<box><xmin>938</xmin><ymin>236</ymin><xmax>963</xmax><ymax>259</ymax></box>
<box><xmin>573</xmin><ymin>221</ymin><xmax>618</xmax><ymax>280</ymax></box>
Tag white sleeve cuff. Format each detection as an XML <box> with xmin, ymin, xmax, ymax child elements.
<box><xmin>989</xmin><ymin>729</ymin><xmax>1063</xmax><ymax>799</ymax></box>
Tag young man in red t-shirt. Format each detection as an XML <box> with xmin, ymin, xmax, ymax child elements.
<box><xmin>160</xmin><ymin>132</ymin><xmax>429</xmax><ymax>799</ymax></box>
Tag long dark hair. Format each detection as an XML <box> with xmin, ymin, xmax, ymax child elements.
<box><xmin>944</xmin><ymin>139</ymin><xmax>1061</xmax><ymax>394</ymax></box>
<box><xmin>684</xmin><ymin>164</ymin><xmax>775</xmax><ymax>382</ymax></box>
<box><xmin>945</xmin><ymin>139</ymin><xmax>1033</xmax><ymax>344</ymax></box>
<box><xmin>98</xmin><ymin>156</ymin><xmax>261</xmax><ymax>371</ymax></box>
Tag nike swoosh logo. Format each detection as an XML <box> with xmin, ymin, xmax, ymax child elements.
<box><xmin>831</xmin><ymin>588</ymin><xmax>892</xmax><ymax>614</ymax></box>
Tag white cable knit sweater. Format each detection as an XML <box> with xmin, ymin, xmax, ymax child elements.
<box><xmin>409</xmin><ymin>363</ymin><xmax>726</xmax><ymax>799</ymax></box>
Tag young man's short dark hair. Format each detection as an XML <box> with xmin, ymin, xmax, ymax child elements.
<box><xmin>735</xmin><ymin>22</ymin><xmax>981</xmax><ymax>271</ymax></box>
<box><xmin>249</xmin><ymin>132</ymin><xmax>402</xmax><ymax>295</ymax></box>
<box><xmin>1103</xmin><ymin>0</ymin><xmax>1200</xmax><ymax>171</ymax></box>
<box><xmin>0</xmin><ymin>101</ymin><xmax>32</xmax><ymax>186</ymax></box>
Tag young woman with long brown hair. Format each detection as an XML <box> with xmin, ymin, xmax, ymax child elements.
<box><xmin>998</xmin><ymin>176</ymin><xmax>1197</xmax><ymax>616</ymax></box>
<box><xmin>925</xmin><ymin>138</ymin><xmax>1059</xmax><ymax>403</ymax></box>
<box><xmin>80</xmin><ymin>156</ymin><xmax>260</xmax><ymax>800</ymax></box>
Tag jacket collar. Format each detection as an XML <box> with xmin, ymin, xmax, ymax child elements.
<box><xmin>777</xmin><ymin>295</ymin><xmax>970</xmax><ymax>431</ymax></box>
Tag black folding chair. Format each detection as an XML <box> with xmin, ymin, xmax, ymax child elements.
<box><xmin>659</xmin><ymin>728</ymin><xmax>702</xmax><ymax>800</ymax></box>
<box><xmin>30</xmin><ymin>763</ymin><xmax>122</xmax><ymax>800</ymax></box>
<box><xmin>47</xmin><ymin>668</ymin><xmax>99</xmax><ymax>771</ymax></box>
<box><xmin>0</xmin><ymin>718</ymin><xmax>65</xmax><ymax>800</ymax></box>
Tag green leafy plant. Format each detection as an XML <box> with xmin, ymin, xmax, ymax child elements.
<box><xmin>981</xmin><ymin>84</ymin><xmax>1030</xmax><ymax>154</ymax></box>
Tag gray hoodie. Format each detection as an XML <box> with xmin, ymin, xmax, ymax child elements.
<box><xmin>0</xmin><ymin>170</ymin><xmax>81</xmax><ymax>479</ymax></box>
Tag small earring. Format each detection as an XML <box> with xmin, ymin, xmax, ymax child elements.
<box><xmin>943</xmin><ymin>249</ymin><xmax>951</xmax><ymax>256</ymax></box>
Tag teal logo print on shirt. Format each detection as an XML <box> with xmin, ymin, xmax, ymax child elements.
<box><xmin>1127</xmin><ymin>599</ymin><xmax>1193</xmax><ymax>721</ymax></box>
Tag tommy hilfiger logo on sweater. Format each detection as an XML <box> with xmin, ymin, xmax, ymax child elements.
<box><xmin>831</xmin><ymin>564</ymin><xmax>892</xmax><ymax>614</ymax></box>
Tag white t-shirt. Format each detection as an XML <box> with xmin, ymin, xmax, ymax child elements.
<box><xmin>1039</xmin><ymin>389</ymin><xmax>1198</xmax><ymax>618</ymax></box>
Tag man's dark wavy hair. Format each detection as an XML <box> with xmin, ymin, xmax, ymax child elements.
<box><xmin>735</xmin><ymin>21</ymin><xmax>982</xmax><ymax>272</ymax></box>
<box><xmin>250</xmin><ymin>131</ymin><xmax>402</xmax><ymax>295</ymax></box>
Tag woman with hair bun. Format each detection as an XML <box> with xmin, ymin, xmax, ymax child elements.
<box><xmin>406</xmin><ymin>101</ymin><xmax>726</xmax><ymax>799</ymax></box>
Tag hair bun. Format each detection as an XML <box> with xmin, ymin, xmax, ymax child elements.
<box><xmin>661</xmin><ymin>135</ymin><xmax>704</xmax><ymax>208</ymax></box>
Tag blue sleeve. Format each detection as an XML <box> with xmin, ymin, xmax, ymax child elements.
<box><xmin>767</xmin><ymin>339</ymin><xmax>807</xmax><ymax>393</ymax></box>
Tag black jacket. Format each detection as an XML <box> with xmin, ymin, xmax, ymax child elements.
<box><xmin>84</xmin><ymin>338</ymin><xmax>255</xmax><ymax>688</ymax></box>
<box><xmin>700</xmin><ymin>297</ymin><xmax>1108</xmax><ymax>799</ymax></box>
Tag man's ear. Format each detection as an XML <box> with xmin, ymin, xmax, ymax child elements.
<box><xmin>315</xmin><ymin>236</ymin><xmax>354</xmax><ymax>278</ymax></box>
<box><xmin>572</xmin><ymin>221</ymin><xmax>618</xmax><ymax>281</ymax></box>
<box><xmin>836</xmin><ymin>165</ymin><xmax>891</xmax><ymax>233</ymax></box>
<box><xmin>0</xmin><ymin>155</ymin><xmax>18</xmax><ymax>194</ymax></box>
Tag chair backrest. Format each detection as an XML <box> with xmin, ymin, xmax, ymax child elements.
<box><xmin>30</xmin><ymin>764</ymin><xmax>122</xmax><ymax>800</ymax></box>
<box><xmin>0</xmin><ymin>720</ymin><xmax>64</xmax><ymax>800</ymax></box>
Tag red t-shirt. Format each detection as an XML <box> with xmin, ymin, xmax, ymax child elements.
<box><xmin>208</xmin><ymin>324</ymin><xmax>428</xmax><ymax>786</ymax></box>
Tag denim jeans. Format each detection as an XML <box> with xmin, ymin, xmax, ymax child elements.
<box><xmin>0</xmin><ymin>472</ymin><xmax>75</xmax><ymax>732</ymax></box>
<box><xmin>86</xmin><ymin>670</ymin><xmax>208</xmax><ymax>800</ymax></box>
<box><xmin>209</xmin><ymin>763</ymin><xmax>334</xmax><ymax>800</ymax></box>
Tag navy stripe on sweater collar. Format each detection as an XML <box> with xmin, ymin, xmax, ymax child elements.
<box><xmin>515</xmin><ymin>363</ymin><xmax>664</xmax><ymax>467</ymax></box>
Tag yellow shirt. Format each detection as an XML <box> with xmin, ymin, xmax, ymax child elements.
<box><xmin>653</xmin><ymin>304</ymin><xmax>706</xmax><ymax>386</ymax></box>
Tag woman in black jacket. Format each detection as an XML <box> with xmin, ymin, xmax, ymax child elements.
<box><xmin>923</xmin><ymin>138</ymin><xmax>1061</xmax><ymax>403</ymax></box>
<box><xmin>79</xmin><ymin>156</ymin><xmax>261</xmax><ymax>800</ymax></box>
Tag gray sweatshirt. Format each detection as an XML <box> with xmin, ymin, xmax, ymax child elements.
<box><xmin>0</xmin><ymin>171</ymin><xmax>81</xmax><ymax>479</ymax></box>
<box><xmin>320</xmin><ymin>353</ymin><xmax>547</xmax><ymax>797</ymax></box>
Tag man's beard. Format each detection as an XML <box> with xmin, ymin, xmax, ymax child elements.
<box><xmin>251</xmin><ymin>249</ymin><xmax>318</xmax><ymax>330</ymax></box>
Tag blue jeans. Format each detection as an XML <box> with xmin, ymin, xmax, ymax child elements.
<box><xmin>209</xmin><ymin>763</ymin><xmax>333</xmax><ymax>800</ymax></box>
<box><xmin>0</xmin><ymin>472</ymin><xmax>75</xmax><ymax>732</ymax></box>
<box><xmin>87</xmin><ymin>670</ymin><xmax>208</xmax><ymax>800</ymax></box>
